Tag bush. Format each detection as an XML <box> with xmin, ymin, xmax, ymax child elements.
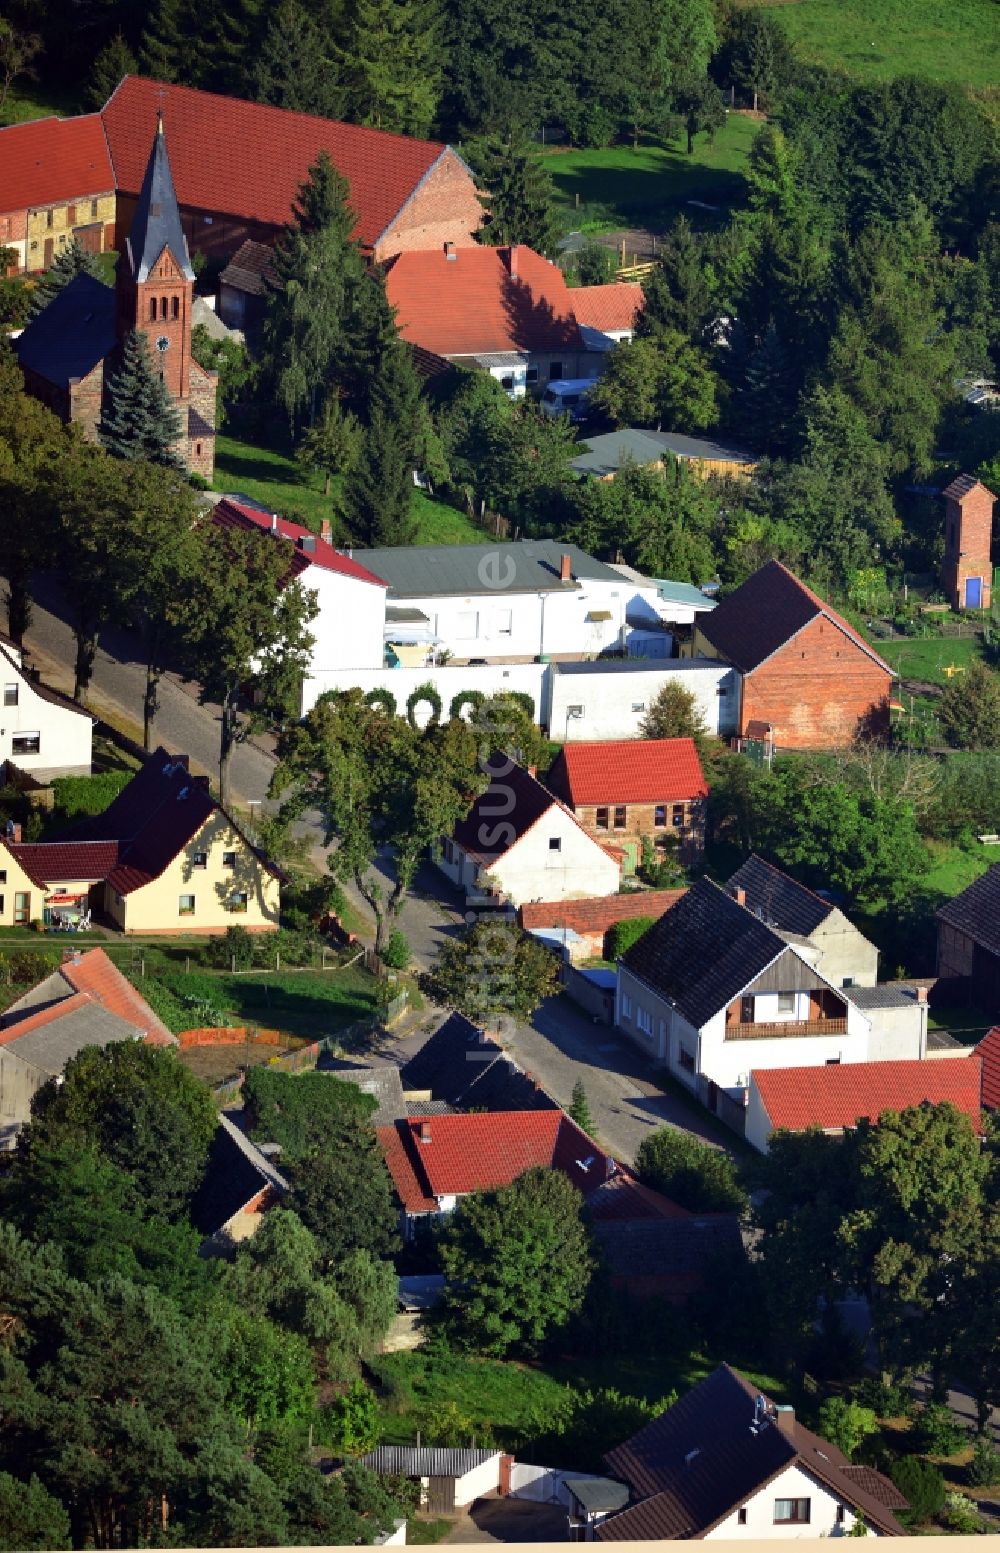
<box><xmin>364</xmin><ymin>688</ymin><xmax>397</xmax><ymax>718</ymax></box>
<box><xmin>942</xmin><ymin>1491</ymin><xmax>984</xmax><ymax>1533</ymax></box>
<box><xmin>968</xmin><ymin>1431</ymin><xmax>1000</xmax><ymax>1487</ymax></box>
<box><xmin>854</xmin><ymin>1377</ymin><xmax>914</xmax><ymax>1420</ymax></box>
<box><xmin>449</xmin><ymin>689</ymin><xmax>485</xmax><ymax>721</ymax></box>
<box><xmin>816</xmin><ymin>1397</ymin><xmax>879</xmax><ymax>1460</ymax></box>
<box><xmin>606</xmin><ymin>916</ymin><xmax>655</xmax><ymax>959</ymax></box>
<box><xmin>206</xmin><ymin>924</ymin><xmax>255</xmax><ymax>970</ymax></box>
<box><xmin>635</xmin><ymin>1127</ymin><xmax>748</xmax><ymax>1213</ymax></box>
<box><xmin>405</xmin><ymin>682</ymin><xmax>442</xmax><ymax>729</ymax></box>
<box><xmin>889</xmin><ymin>1456</ymin><xmax>946</xmax><ymax>1524</ymax></box>
<box><xmin>324</xmin><ymin>1379</ymin><xmax>382</xmax><ymax>1456</ymax></box>
<box><xmin>0</xmin><ymin>949</ymin><xmax>59</xmax><ymax>987</ymax></box>
<box><xmin>381</xmin><ymin>931</ymin><xmax>411</xmax><ymax>970</ymax></box>
<box><xmin>912</xmin><ymin>1400</ymin><xmax>966</xmax><ymax>1457</ymax></box>
<box><xmin>49</xmin><ymin>770</ymin><xmax>132</xmax><ymax>821</ymax></box>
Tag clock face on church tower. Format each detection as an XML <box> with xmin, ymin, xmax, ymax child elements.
<box><xmin>155</xmin><ymin>335</ymin><xmax>170</xmax><ymax>353</ymax></box>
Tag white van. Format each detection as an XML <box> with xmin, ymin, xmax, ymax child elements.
<box><xmin>539</xmin><ymin>378</ymin><xmax>596</xmax><ymax>422</ymax></box>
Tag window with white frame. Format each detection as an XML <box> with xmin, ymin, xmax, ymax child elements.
<box><xmin>11</xmin><ymin>733</ymin><xmax>39</xmax><ymax>755</ymax></box>
<box><xmin>777</xmin><ymin>991</ymin><xmax>795</xmax><ymax>1013</ymax></box>
<box><xmin>636</xmin><ymin>1006</ymin><xmax>653</xmax><ymax>1035</ymax></box>
<box><xmin>178</xmin><ymin>894</ymin><xmax>196</xmax><ymax>916</ymax></box>
<box><xmin>620</xmin><ymin>992</ymin><xmax>632</xmax><ymax>1020</ymax></box>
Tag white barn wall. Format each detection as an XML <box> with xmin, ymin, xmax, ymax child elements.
<box><xmin>301</xmin><ymin>662</ymin><xmax>546</xmax><ymax>721</ymax></box>
<box><xmin>454</xmin><ymin>1456</ymin><xmax>502</xmax><ymax>1506</ymax></box>
<box><xmin>706</xmin><ymin>1461</ymin><xmax>860</xmax><ymax>1538</ymax></box>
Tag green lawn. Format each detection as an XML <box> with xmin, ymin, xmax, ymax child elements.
<box><xmin>541</xmin><ymin>116</ymin><xmax>757</xmax><ymax>234</ymax></box>
<box><xmin>0</xmin><ymin>81</ymin><xmax>79</xmax><ymax>127</ymax></box>
<box><xmin>214</xmin><ymin>430</ymin><xmax>484</xmax><ymax>544</ymax></box>
<box><xmin>405</xmin><ymin>1519</ymin><xmax>452</xmax><ymax>1544</ymax></box>
<box><xmin>923</xmin><ymin>836</ymin><xmax>996</xmax><ymax>897</ymax></box>
<box><xmin>753</xmin><ymin>0</ymin><xmax>1000</xmax><ymax>90</ymax></box>
<box><xmin>875</xmin><ymin>634</ymin><xmax>984</xmax><ymax>687</ymax></box>
<box><xmin>130</xmin><ymin>965</ymin><xmax>378</xmax><ymax>1039</ymax></box>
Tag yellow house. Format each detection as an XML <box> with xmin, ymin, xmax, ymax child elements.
<box><xmin>2</xmin><ymin>750</ymin><xmax>281</xmax><ymax>934</ymax></box>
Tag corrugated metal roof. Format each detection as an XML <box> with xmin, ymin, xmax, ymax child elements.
<box><xmin>362</xmin><ymin>1446</ymin><xmax>499</xmax><ymax>1477</ymax></box>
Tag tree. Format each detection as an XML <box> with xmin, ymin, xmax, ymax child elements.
<box><xmin>253</xmin><ymin>0</ymin><xmax>346</xmax><ymax>118</ymax></box>
<box><xmin>138</xmin><ymin>0</ymin><xmax>203</xmax><ymax>84</ymax></box>
<box><xmin>0</xmin><ymin>19</ymin><xmax>41</xmax><ymax>119</ymax></box>
<box><xmin>888</xmin><ymin>1457</ymin><xmax>946</xmax><ymax>1526</ymax></box>
<box><xmin>297</xmin><ymin>395</ymin><xmax>361</xmax><ymax>496</ymax></box>
<box><xmin>263</xmin><ymin>152</ymin><xmax>364</xmax><ymax>433</ymax></box>
<box><xmin>52</xmin><ymin>439</ymin><xmax>131</xmax><ymax>701</ymax></box>
<box><xmin>343</xmin><ymin>341</ymin><xmax>421</xmax><ymax>544</ymax></box>
<box><xmin>28</xmin><ymin>237</ymin><xmax>105</xmax><ymax>317</ymax></box>
<box><xmin>816</xmin><ymin>1397</ymin><xmax>879</xmax><ymax>1460</ymax></box>
<box><xmin>0</xmin><ymin>349</ymin><xmax>64</xmax><ymax>642</ymax></box>
<box><xmin>25</xmin><ymin>1041</ymin><xmax>218</xmax><ymax>1221</ymax></box>
<box><xmin>427</xmin><ymin>920</ymin><xmax>559</xmax><ymax>1030</ymax></box>
<box><xmin>674</xmin><ymin>72</ymin><xmax>725</xmax><ymax>156</ymax></box>
<box><xmin>0</xmin><ymin>1473</ymin><xmax>71</xmax><ymax>1552</ymax></box>
<box><xmin>439</xmin><ymin>1167</ymin><xmax>595</xmax><ymax>1354</ymax></box>
<box><xmin>637</xmin><ymin>216</ymin><xmax>717</xmax><ymax>344</ymax></box>
<box><xmin>342</xmin><ymin>0</ymin><xmax>444</xmax><ymax>137</ymax></box>
<box><xmin>185</xmin><ymin>519</ymin><xmax>317</xmax><ymax>810</ymax></box>
<box><xmin>735</xmin><ymin>320</ymin><xmax>798</xmax><ymax>455</ymax></box>
<box><xmin>937</xmin><ymin>661</ymin><xmax>1000</xmax><ymax>751</ymax></box>
<box><xmin>86</xmin><ymin>31</ymin><xmax>137</xmax><ymax>110</ymax></box>
<box><xmin>474</xmin><ymin>138</ymin><xmax>560</xmax><ymax>255</ymax></box>
<box><xmin>717</xmin><ymin>8</ymin><xmax>797</xmax><ymax>111</ymax></box>
<box><xmin>564</xmin><ymin>458</ymin><xmax>717</xmax><ymax>584</ymax></box>
<box><xmin>324</xmin><ymin>1379</ymin><xmax>383</xmax><ymax>1455</ymax></box>
<box><xmin>286</xmin><ymin>1143</ymin><xmax>401</xmax><ymax>1266</ymax></box>
<box><xmin>242</xmin><ymin>1068</ymin><xmax>377</xmax><ymax>1160</ymax></box>
<box><xmin>569</xmin><ymin>1081</ymin><xmax>595</xmax><ymax>1136</ymax></box>
<box><xmin>98</xmin><ymin>330</ymin><xmax>185</xmax><ymax>468</ymax></box>
<box><xmin>589</xmin><ymin>333</ymin><xmax>717</xmax><ymax>432</ymax></box>
<box><xmin>639</xmin><ymin>680</ymin><xmax>711</xmax><ymax>751</ymax></box>
<box><xmin>635</xmin><ymin>1127</ymin><xmax>747</xmax><ymax>1212</ymax></box>
<box><xmin>190</xmin><ymin>324</ymin><xmax>254</xmax><ymax>428</ymax></box>
<box><xmin>271</xmin><ymin>690</ymin><xmax>485</xmax><ymax>952</ymax></box>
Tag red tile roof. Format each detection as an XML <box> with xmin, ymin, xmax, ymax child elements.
<box><xmin>571</xmin><ymin>282</ymin><xmax>643</xmax><ymax>333</ymax></box>
<box><xmin>978</xmin><ymin>1026</ymin><xmax>1000</xmax><ymax>1110</ymax></box>
<box><xmin>102</xmin><ymin>76</ymin><xmax>450</xmax><ymax>249</ymax></box>
<box><xmin>547</xmin><ymin>738</ymin><xmax>707</xmax><ymax>806</ymax></box>
<box><xmin>520</xmin><ymin>889</ymin><xmax>685</xmax><ymax>935</ymax></box>
<box><xmin>753</xmin><ymin>1057</ymin><xmax>983</xmax><ymax>1135</ymax></box>
<box><xmin>384</xmin><ymin>244</ymin><xmax>583</xmax><ymax>357</ymax></box>
<box><xmin>213</xmin><ymin>498</ymin><xmax>387</xmax><ymax>586</ymax></box>
<box><xmin>0</xmin><ymin>114</ymin><xmax>114</xmax><ymax>217</ymax></box>
<box><xmin>9</xmin><ymin>840</ymin><xmax>121</xmax><ymax>888</ymax></box>
<box><xmin>60</xmin><ymin>948</ymin><xmax>174</xmax><ymax>1044</ymax></box>
<box><xmin>698</xmin><ymin>561</ymin><xmax>893</xmax><ymax>676</ymax></box>
<box><xmin>377</xmin><ymin>1109</ymin><xmax>686</xmax><ymax>1215</ymax></box>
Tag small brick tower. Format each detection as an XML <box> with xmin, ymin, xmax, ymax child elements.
<box><xmin>941</xmin><ymin>473</ymin><xmax>996</xmax><ymax>611</ymax></box>
<box><xmin>114</xmin><ymin>114</ymin><xmax>217</xmax><ymax>478</ymax></box>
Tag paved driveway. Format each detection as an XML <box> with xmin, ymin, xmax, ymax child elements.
<box><xmin>444</xmin><ymin>1498</ymin><xmax>567</xmax><ymax>1543</ymax></box>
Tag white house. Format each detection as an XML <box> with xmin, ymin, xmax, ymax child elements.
<box><xmin>0</xmin><ymin>640</ymin><xmax>93</xmax><ymax>781</ymax></box>
<box><xmin>599</xmin><ymin>1365</ymin><xmax>908</xmax><ymax>1540</ymax></box>
<box><xmin>437</xmin><ymin>759</ymin><xmax>621</xmax><ymax>906</ymax></box>
<box><xmin>548</xmin><ymin>658</ymin><xmax>739</xmax><ymax>742</ymax></box>
<box><xmin>212</xmin><ymin>498</ymin><xmax>388</xmax><ymax>673</ymax></box>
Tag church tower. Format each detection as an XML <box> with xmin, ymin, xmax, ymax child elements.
<box><xmin>113</xmin><ymin>114</ymin><xmax>217</xmax><ymax>477</ymax></box>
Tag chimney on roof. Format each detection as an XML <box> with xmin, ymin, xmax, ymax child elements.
<box><xmin>508</xmin><ymin>245</ymin><xmax>518</xmax><ymax>278</ymax></box>
<box><xmin>419</xmin><ymin>1121</ymin><xmax>431</xmax><ymax>1143</ymax></box>
<box><xmin>5</xmin><ymin>821</ymin><xmax>21</xmax><ymax>844</ymax></box>
<box><xmin>734</xmin><ymin>887</ymin><xmax>746</xmax><ymax>907</ymax></box>
<box><xmin>271</xmin><ymin>513</ymin><xmax>278</xmax><ymax>533</ymax></box>
<box><xmin>444</xmin><ymin>240</ymin><xmax>456</xmax><ymax>260</ymax></box>
<box><xmin>916</xmin><ymin>986</ymin><xmax>928</xmax><ymax>1004</ymax></box>
<box><xmin>775</xmin><ymin>1405</ymin><xmax>795</xmax><ymax>1439</ymax></box>
<box><xmin>320</xmin><ymin>518</ymin><xmax>332</xmax><ymax>544</ymax></box>
<box><xmin>560</xmin><ymin>552</ymin><xmax>572</xmax><ymax>582</ymax></box>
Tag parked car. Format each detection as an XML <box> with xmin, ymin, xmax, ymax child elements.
<box><xmin>539</xmin><ymin>378</ymin><xmax>596</xmax><ymax>422</ymax></box>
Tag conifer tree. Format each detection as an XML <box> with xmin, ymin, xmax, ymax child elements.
<box><xmin>569</xmin><ymin>1081</ymin><xmax>595</xmax><ymax>1137</ymax></box>
<box><xmin>342</xmin><ymin>0</ymin><xmax>444</xmax><ymax>138</ymax></box>
<box><xmin>206</xmin><ymin>0</ymin><xmax>270</xmax><ymax>96</ymax></box>
<box><xmin>86</xmin><ymin>32</ymin><xmax>137</xmax><ymax>110</ymax></box>
<box><xmin>736</xmin><ymin>320</ymin><xmax>797</xmax><ymax>454</ymax></box>
<box><xmin>28</xmin><ymin>239</ymin><xmax>104</xmax><ymax>317</ymax></box>
<box><xmin>253</xmin><ymin>0</ymin><xmax>345</xmax><ymax>118</ymax></box>
<box><xmin>98</xmin><ymin>331</ymin><xmax>185</xmax><ymax>470</ymax></box>
<box><xmin>637</xmin><ymin>215</ymin><xmax>717</xmax><ymax>343</ymax></box>
<box><xmin>475</xmin><ymin>139</ymin><xmax>560</xmax><ymax>256</ymax></box>
<box><xmin>343</xmin><ymin>342</ymin><xmax>420</xmax><ymax>544</ymax></box>
<box><xmin>139</xmin><ymin>0</ymin><xmax>202</xmax><ymax>84</ymax></box>
<box><xmin>335</xmin><ymin>268</ymin><xmax>399</xmax><ymax>421</ymax></box>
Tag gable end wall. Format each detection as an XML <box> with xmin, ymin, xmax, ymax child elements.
<box><xmin>374</xmin><ymin>150</ymin><xmax>483</xmax><ymax>261</ymax></box>
<box><xmin>741</xmin><ymin>615</ymin><xmax>890</xmax><ymax>749</ymax></box>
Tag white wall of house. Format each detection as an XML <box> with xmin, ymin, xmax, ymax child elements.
<box><xmin>0</xmin><ymin>651</ymin><xmax>92</xmax><ymax>779</ymax></box>
<box><xmin>809</xmin><ymin>910</ymin><xmax>880</xmax><ymax>988</ymax></box>
<box><xmin>302</xmin><ymin>662</ymin><xmax>546</xmax><ymax>720</ymax></box>
<box><xmin>864</xmin><ymin>1003</ymin><xmax>926</xmax><ymax>1061</ymax></box>
<box><xmin>549</xmin><ymin>661</ymin><xmax>739</xmax><ymax>741</ymax></box>
<box><xmin>443</xmin><ymin>805</ymin><xmax>620</xmax><ymax>907</ymax></box>
<box><xmin>705</xmin><ymin>1461</ymin><xmax>862</xmax><ymax>1539</ymax></box>
<box><xmin>744</xmin><ymin>1081</ymin><xmax>776</xmax><ymax>1154</ymax></box>
<box><xmin>454</xmin><ymin>1456</ymin><xmax>502</xmax><ymax>1506</ymax></box>
<box><xmin>305</xmin><ymin>568</ymin><xmax>387</xmax><ymax>674</ymax></box>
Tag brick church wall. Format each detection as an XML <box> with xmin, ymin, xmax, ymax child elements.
<box><xmin>373</xmin><ymin>149</ymin><xmax>483</xmax><ymax>261</ymax></box>
<box><xmin>740</xmin><ymin>615</ymin><xmax>891</xmax><ymax>749</ymax></box>
<box><xmin>69</xmin><ymin>362</ymin><xmax>106</xmax><ymax>442</ymax></box>
<box><xmin>186</xmin><ymin>360</ymin><xmax>218</xmax><ymax>481</ymax></box>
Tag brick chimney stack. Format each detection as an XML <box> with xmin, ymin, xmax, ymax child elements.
<box><xmin>775</xmin><ymin>1405</ymin><xmax>795</xmax><ymax>1439</ymax></box>
<box><xmin>734</xmin><ymin>887</ymin><xmax>746</xmax><ymax>907</ymax></box>
<box><xmin>560</xmin><ymin>552</ymin><xmax>572</xmax><ymax>582</ymax></box>
<box><xmin>418</xmin><ymin>1121</ymin><xmax>432</xmax><ymax>1143</ymax></box>
<box><xmin>320</xmin><ymin>518</ymin><xmax>332</xmax><ymax>543</ymax></box>
<box><xmin>508</xmin><ymin>245</ymin><xmax>518</xmax><ymax>278</ymax></box>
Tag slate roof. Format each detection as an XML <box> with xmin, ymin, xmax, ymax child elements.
<box><xmin>752</xmin><ymin>1057</ymin><xmax>982</xmax><ymax>1135</ymax></box>
<box><xmin>598</xmin><ymin>1365</ymin><xmax>907</xmax><ymax>1540</ymax></box>
<box><xmin>190</xmin><ymin>1112</ymin><xmax>288</xmax><ymax>1238</ymax></box>
<box><xmin>1</xmin><ymin>948</ymin><xmax>174</xmax><ymax>1047</ymax></box>
<box><xmin>40</xmin><ymin>747</ymin><xmax>282</xmax><ymax>896</ymax></box>
<box><xmin>322</xmin><ymin>1062</ymin><xmax>408</xmax><ymax>1125</ymax></box>
<box><xmin>0</xmin><ymin>989</ymin><xmax>142</xmax><ymax>1075</ymax></box>
<box><xmin>519</xmin><ymin>889</ymin><xmax>685</xmax><ymax>936</ymax></box>
<box><xmin>0</xmin><ymin>113</ymin><xmax>114</xmax><ymax>215</ymax></box>
<box><xmin>724</xmin><ymin>856</ymin><xmax>832</xmax><ymax>938</ymax></box>
<box><xmin>847</xmin><ymin>984</ymin><xmax>922</xmax><ymax>1010</ymax></box>
<box><xmin>219</xmin><ymin>238</ymin><xmax>279</xmax><ymax>297</ymax></box>
<box><xmin>384</xmin><ymin>244</ymin><xmax>582</xmax><ymax>358</ymax></box>
<box><xmin>400</xmin><ymin>1012</ymin><xmax>558</xmax><ymax>1112</ymax></box>
<box><xmin>101</xmin><ymin>76</ymin><xmax>454</xmax><ymax>251</ymax></box>
<box><xmin>620</xmin><ymin>877</ymin><xmax>787</xmax><ymax>1029</ymax></box>
<box><xmin>13</xmin><ymin>271</ymin><xmax>116</xmax><ymax>389</ymax></box>
<box><xmin>696</xmin><ymin>560</ymin><xmax>892</xmax><ymax>676</ymax></box>
<box><xmin>571</xmin><ymin>428</ymin><xmax>757</xmax><ymax>478</ymax></box>
<box><xmin>590</xmin><ymin>1216</ymin><xmax>743</xmax><ymax>1299</ymax></box>
<box><xmin>351</xmin><ymin>538</ymin><xmax>624</xmax><ymax>598</ymax></box>
<box><xmin>570</xmin><ymin>283</ymin><xmax>644</xmax><ymax>334</ymax></box>
<box><xmin>362</xmin><ymin>1447</ymin><xmax>499</xmax><ymax>1478</ymax></box>
<box><xmin>564</xmin><ymin>1477</ymin><xmax>631</xmax><ymax>1513</ymax></box>
<box><xmin>936</xmin><ymin>864</ymin><xmax>1000</xmax><ymax>955</ymax></box>
<box><xmin>547</xmin><ymin>738</ymin><xmax>707</xmax><ymax>806</ymax></box>
<box><xmin>978</xmin><ymin>1026</ymin><xmax>1000</xmax><ymax>1110</ymax></box>
<box><xmin>126</xmin><ymin>117</ymin><xmax>195</xmax><ymax>283</ymax></box>
<box><xmin>553</xmin><ymin>658</ymin><xmax>722</xmax><ymax>678</ymax></box>
<box><xmin>213</xmin><ymin>498</ymin><xmax>388</xmax><ymax>586</ymax></box>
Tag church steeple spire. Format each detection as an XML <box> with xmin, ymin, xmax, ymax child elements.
<box><xmin>125</xmin><ymin>114</ymin><xmax>194</xmax><ymax>284</ymax></box>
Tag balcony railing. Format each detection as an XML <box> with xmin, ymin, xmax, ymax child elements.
<box><xmin>725</xmin><ymin>1016</ymin><xmax>848</xmax><ymax>1041</ymax></box>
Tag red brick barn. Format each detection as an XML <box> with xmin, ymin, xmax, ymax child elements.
<box><xmin>690</xmin><ymin>561</ymin><xmax>893</xmax><ymax>750</ymax></box>
<box><xmin>546</xmin><ymin>737</ymin><xmax>708</xmax><ymax>870</ymax></box>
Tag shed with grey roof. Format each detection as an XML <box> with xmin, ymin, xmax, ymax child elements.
<box><xmin>361</xmin><ymin>1446</ymin><xmax>503</xmax><ymax>1510</ymax></box>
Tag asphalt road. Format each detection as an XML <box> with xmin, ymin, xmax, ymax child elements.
<box><xmin>23</xmin><ymin>572</ymin><xmax>278</xmax><ymax>806</ymax></box>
